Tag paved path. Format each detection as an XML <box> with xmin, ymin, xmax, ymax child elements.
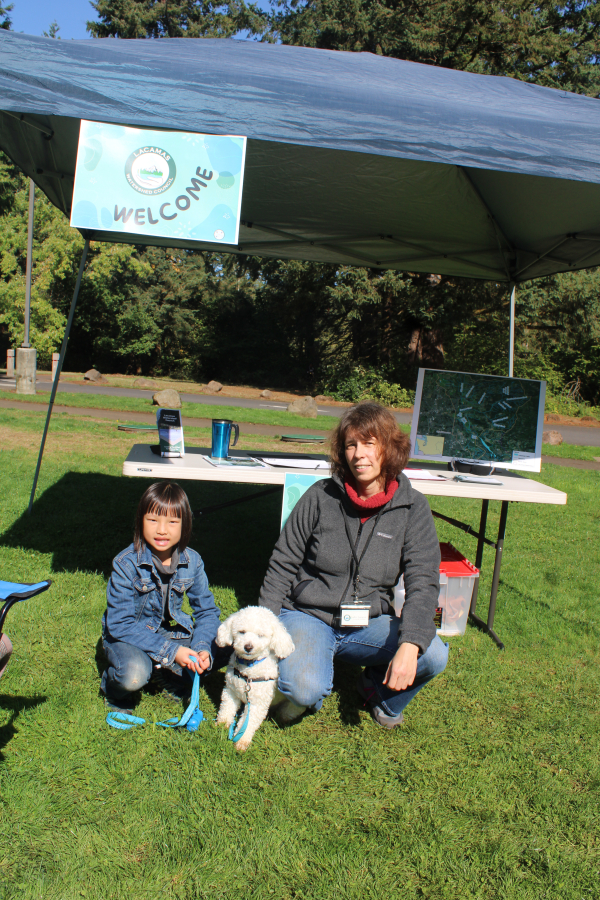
<box><xmin>0</xmin><ymin>399</ymin><xmax>302</xmax><ymax>438</ymax></box>
<box><xmin>36</xmin><ymin>382</ymin><xmax>600</xmax><ymax>445</ymax></box>
<box><xmin>33</xmin><ymin>379</ymin><xmax>346</xmax><ymax>419</ymax></box>
<box><xmin>2</xmin><ymin>398</ymin><xmax>598</xmax><ymax>470</ymax></box>
<box><xmin>2</xmin><ymin>376</ymin><xmax>599</xmax><ymax>446</ymax></box>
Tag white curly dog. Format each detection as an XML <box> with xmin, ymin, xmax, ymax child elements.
<box><xmin>215</xmin><ymin>606</ymin><xmax>295</xmax><ymax>751</ymax></box>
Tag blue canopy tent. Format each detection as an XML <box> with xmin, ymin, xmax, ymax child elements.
<box><xmin>1</xmin><ymin>31</ymin><xmax>598</xmax><ymax>648</ymax></box>
<box><xmin>1</xmin><ymin>31</ymin><xmax>600</xmax><ymax>281</ymax></box>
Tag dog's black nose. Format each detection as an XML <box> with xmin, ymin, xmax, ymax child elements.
<box><xmin>244</xmin><ymin>642</ymin><xmax>253</xmax><ymax>653</ymax></box>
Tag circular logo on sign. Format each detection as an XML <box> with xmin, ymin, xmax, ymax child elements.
<box><xmin>217</xmin><ymin>171</ymin><xmax>235</xmax><ymax>190</ymax></box>
<box><xmin>213</xmin><ymin>229</ymin><xmax>225</xmax><ymax>240</ymax></box>
<box><xmin>125</xmin><ymin>147</ymin><xmax>176</xmax><ymax>195</ymax></box>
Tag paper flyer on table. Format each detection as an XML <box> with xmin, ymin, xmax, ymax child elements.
<box><xmin>202</xmin><ymin>456</ymin><xmax>269</xmax><ymax>469</ymax></box>
<box><xmin>260</xmin><ymin>458</ymin><xmax>330</xmax><ymax>470</ymax></box>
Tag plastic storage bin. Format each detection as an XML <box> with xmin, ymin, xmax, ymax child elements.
<box><xmin>393</xmin><ymin>543</ymin><xmax>479</xmax><ymax>637</ymax></box>
<box><xmin>437</xmin><ymin>543</ymin><xmax>479</xmax><ymax>636</ymax></box>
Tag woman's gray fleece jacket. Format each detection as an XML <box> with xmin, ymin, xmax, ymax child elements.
<box><xmin>258</xmin><ymin>473</ymin><xmax>441</xmax><ymax>653</ymax></box>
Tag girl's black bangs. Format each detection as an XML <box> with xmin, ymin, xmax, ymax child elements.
<box><xmin>146</xmin><ymin>500</ymin><xmax>184</xmax><ymax>518</ymax></box>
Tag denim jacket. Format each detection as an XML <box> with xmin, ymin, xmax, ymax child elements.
<box><xmin>103</xmin><ymin>542</ymin><xmax>221</xmax><ymax>668</ymax></box>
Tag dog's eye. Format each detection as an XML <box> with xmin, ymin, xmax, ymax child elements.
<box><xmin>238</xmin><ymin>630</ymin><xmax>246</xmax><ymax>635</ymax></box>
<box><xmin>257</xmin><ymin>634</ymin><xmax>266</xmax><ymax>639</ymax></box>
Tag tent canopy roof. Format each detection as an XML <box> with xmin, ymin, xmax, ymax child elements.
<box><xmin>2</xmin><ymin>30</ymin><xmax>600</xmax><ymax>282</ymax></box>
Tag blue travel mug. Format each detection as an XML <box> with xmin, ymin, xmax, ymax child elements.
<box><xmin>211</xmin><ymin>419</ymin><xmax>240</xmax><ymax>458</ymax></box>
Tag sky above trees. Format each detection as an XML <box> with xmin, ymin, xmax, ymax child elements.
<box><xmin>9</xmin><ymin>0</ymin><xmax>97</xmax><ymax>39</ymax></box>
<box><xmin>6</xmin><ymin>0</ymin><xmax>268</xmax><ymax>39</ymax></box>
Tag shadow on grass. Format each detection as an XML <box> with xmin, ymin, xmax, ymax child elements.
<box><xmin>0</xmin><ymin>694</ymin><xmax>46</xmax><ymax>760</ymax></box>
<box><xmin>333</xmin><ymin>662</ymin><xmax>362</xmax><ymax>726</ymax></box>
<box><xmin>498</xmin><ymin>578</ymin><xmax>600</xmax><ymax>639</ymax></box>
<box><xmin>0</xmin><ymin>472</ymin><xmax>282</xmax><ymax>607</ymax></box>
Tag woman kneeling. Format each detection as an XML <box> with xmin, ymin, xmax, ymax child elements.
<box><xmin>259</xmin><ymin>401</ymin><xmax>448</xmax><ymax>728</ymax></box>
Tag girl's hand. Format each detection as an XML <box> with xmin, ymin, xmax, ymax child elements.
<box><xmin>383</xmin><ymin>642</ymin><xmax>419</xmax><ymax>692</ymax></box>
<box><xmin>174</xmin><ymin>647</ymin><xmax>210</xmax><ymax>674</ymax></box>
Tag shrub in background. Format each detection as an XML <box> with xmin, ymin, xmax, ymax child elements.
<box><xmin>318</xmin><ymin>365</ymin><xmax>415</xmax><ymax>408</ymax></box>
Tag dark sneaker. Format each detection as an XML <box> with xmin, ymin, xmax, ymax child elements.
<box><xmin>104</xmin><ymin>695</ymin><xmax>133</xmax><ymax>716</ymax></box>
<box><xmin>275</xmin><ymin>700</ymin><xmax>307</xmax><ymax>724</ymax></box>
<box><xmin>151</xmin><ymin>667</ymin><xmax>192</xmax><ymax>702</ymax></box>
<box><xmin>356</xmin><ymin>671</ymin><xmax>404</xmax><ymax>730</ymax></box>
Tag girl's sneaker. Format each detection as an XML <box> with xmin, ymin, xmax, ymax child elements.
<box><xmin>151</xmin><ymin>667</ymin><xmax>192</xmax><ymax>702</ymax></box>
<box><xmin>357</xmin><ymin>671</ymin><xmax>404</xmax><ymax>730</ymax></box>
<box><xmin>103</xmin><ymin>695</ymin><xmax>133</xmax><ymax>716</ymax></box>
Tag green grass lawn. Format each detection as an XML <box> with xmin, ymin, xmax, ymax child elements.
<box><xmin>541</xmin><ymin>441</ymin><xmax>600</xmax><ymax>461</ymax></box>
<box><xmin>0</xmin><ymin>390</ymin><xmax>333</xmax><ymax>432</ymax></box>
<box><xmin>0</xmin><ymin>411</ymin><xmax>599</xmax><ymax>899</ymax></box>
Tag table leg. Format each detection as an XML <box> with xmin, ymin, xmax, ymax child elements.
<box><xmin>487</xmin><ymin>501</ymin><xmax>509</xmax><ymax>641</ymax></box>
<box><xmin>469</xmin><ymin>499</ymin><xmax>489</xmax><ymax>616</ymax></box>
<box><xmin>468</xmin><ymin>499</ymin><xmax>507</xmax><ymax>650</ymax></box>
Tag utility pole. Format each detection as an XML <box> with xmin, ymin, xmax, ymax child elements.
<box><xmin>508</xmin><ymin>283</ymin><xmax>516</xmax><ymax>378</ymax></box>
<box><xmin>15</xmin><ymin>179</ymin><xmax>37</xmax><ymax>394</ymax></box>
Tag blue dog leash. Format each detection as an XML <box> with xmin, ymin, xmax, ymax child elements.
<box><xmin>106</xmin><ymin>669</ymin><xmax>204</xmax><ymax>732</ymax></box>
<box><xmin>227</xmin><ymin>655</ymin><xmax>273</xmax><ymax>743</ymax></box>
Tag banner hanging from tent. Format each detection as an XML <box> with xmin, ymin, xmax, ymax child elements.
<box><xmin>70</xmin><ymin>121</ymin><xmax>247</xmax><ymax>245</ymax></box>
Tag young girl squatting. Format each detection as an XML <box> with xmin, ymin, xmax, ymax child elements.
<box><xmin>101</xmin><ymin>481</ymin><xmax>221</xmax><ymax>712</ymax></box>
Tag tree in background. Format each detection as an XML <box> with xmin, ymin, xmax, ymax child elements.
<box><xmin>1</xmin><ymin>0</ymin><xmax>598</xmax><ymax>405</ymax></box>
<box><xmin>42</xmin><ymin>21</ymin><xmax>60</xmax><ymax>39</ymax></box>
<box><xmin>271</xmin><ymin>0</ymin><xmax>600</xmax><ymax>95</ymax></box>
<box><xmin>88</xmin><ymin>0</ymin><xmax>265</xmax><ymax>39</ymax></box>
<box><xmin>262</xmin><ymin>0</ymin><xmax>600</xmax><ymax>401</ymax></box>
<box><xmin>0</xmin><ymin>157</ymin><xmax>69</xmax><ymax>363</ymax></box>
<box><xmin>0</xmin><ymin>2</ymin><xmax>12</xmax><ymax>30</ymax></box>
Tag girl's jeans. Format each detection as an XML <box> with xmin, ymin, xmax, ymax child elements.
<box><xmin>101</xmin><ymin>630</ymin><xmax>192</xmax><ymax>702</ymax></box>
<box><xmin>278</xmin><ymin>609</ymin><xmax>449</xmax><ymax>717</ymax></box>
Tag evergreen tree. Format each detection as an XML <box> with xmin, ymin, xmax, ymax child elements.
<box><xmin>87</xmin><ymin>0</ymin><xmax>265</xmax><ymax>39</ymax></box>
<box><xmin>76</xmin><ymin>0</ymin><xmax>600</xmax><ymax>401</ymax></box>
<box><xmin>271</xmin><ymin>0</ymin><xmax>600</xmax><ymax>95</ymax></box>
<box><xmin>42</xmin><ymin>21</ymin><xmax>61</xmax><ymax>39</ymax></box>
<box><xmin>0</xmin><ymin>2</ymin><xmax>12</xmax><ymax>30</ymax></box>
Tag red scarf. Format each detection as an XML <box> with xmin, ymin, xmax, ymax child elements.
<box><xmin>344</xmin><ymin>478</ymin><xmax>399</xmax><ymax>523</ymax></box>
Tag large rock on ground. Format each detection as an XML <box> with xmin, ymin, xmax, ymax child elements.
<box><xmin>542</xmin><ymin>430</ymin><xmax>563</xmax><ymax>446</ymax></box>
<box><xmin>260</xmin><ymin>389</ymin><xmax>273</xmax><ymax>398</ymax></box>
<box><xmin>206</xmin><ymin>380</ymin><xmax>223</xmax><ymax>393</ymax></box>
<box><xmin>287</xmin><ymin>396</ymin><xmax>318</xmax><ymax>418</ymax></box>
<box><xmin>134</xmin><ymin>377</ymin><xmax>159</xmax><ymax>390</ymax></box>
<box><xmin>84</xmin><ymin>368</ymin><xmax>106</xmax><ymax>383</ymax></box>
<box><xmin>152</xmin><ymin>389</ymin><xmax>182</xmax><ymax>409</ymax></box>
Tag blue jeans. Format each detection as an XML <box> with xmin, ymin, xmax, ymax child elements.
<box><xmin>278</xmin><ymin>609</ymin><xmax>449</xmax><ymax>718</ymax></box>
<box><xmin>101</xmin><ymin>631</ymin><xmax>192</xmax><ymax>702</ymax></box>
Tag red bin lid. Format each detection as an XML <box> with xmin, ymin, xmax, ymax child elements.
<box><xmin>439</xmin><ymin>542</ymin><xmax>479</xmax><ymax>576</ymax></box>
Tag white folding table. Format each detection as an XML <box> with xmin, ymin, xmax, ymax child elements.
<box><xmin>123</xmin><ymin>444</ymin><xmax>567</xmax><ymax>648</ymax></box>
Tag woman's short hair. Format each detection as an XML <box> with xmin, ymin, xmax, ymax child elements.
<box><xmin>330</xmin><ymin>401</ymin><xmax>411</xmax><ymax>484</ymax></box>
<box><xmin>134</xmin><ymin>481</ymin><xmax>193</xmax><ymax>552</ymax></box>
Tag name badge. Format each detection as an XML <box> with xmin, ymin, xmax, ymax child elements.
<box><xmin>340</xmin><ymin>604</ymin><xmax>370</xmax><ymax>628</ymax></box>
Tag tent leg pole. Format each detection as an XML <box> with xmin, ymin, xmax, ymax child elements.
<box><xmin>508</xmin><ymin>283</ymin><xmax>516</xmax><ymax>377</ymax></box>
<box><xmin>23</xmin><ymin>179</ymin><xmax>35</xmax><ymax>348</ymax></box>
<box><xmin>28</xmin><ymin>239</ymin><xmax>90</xmax><ymax>514</ymax></box>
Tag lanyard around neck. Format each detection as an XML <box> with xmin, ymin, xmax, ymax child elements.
<box><xmin>341</xmin><ymin>502</ymin><xmax>385</xmax><ymax>597</ymax></box>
